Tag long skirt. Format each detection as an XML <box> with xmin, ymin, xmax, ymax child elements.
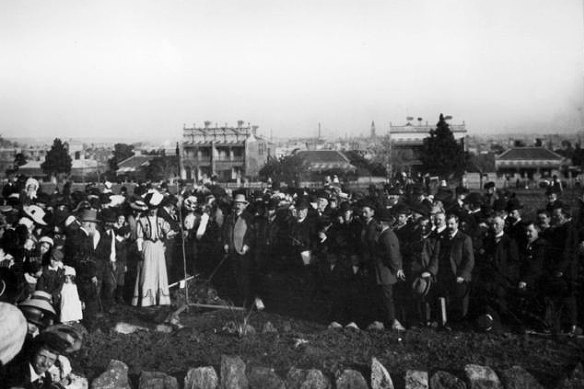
<box><xmin>131</xmin><ymin>241</ymin><xmax>171</xmax><ymax>307</ymax></box>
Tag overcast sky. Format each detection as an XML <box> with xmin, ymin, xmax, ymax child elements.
<box><xmin>1</xmin><ymin>0</ymin><xmax>583</xmax><ymax>141</ymax></box>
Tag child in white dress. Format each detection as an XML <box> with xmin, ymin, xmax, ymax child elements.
<box><xmin>60</xmin><ymin>266</ymin><xmax>83</xmax><ymax>323</ymax></box>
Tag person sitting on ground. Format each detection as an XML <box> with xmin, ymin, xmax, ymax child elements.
<box><xmin>0</xmin><ymin>331</ymin><xmax>69</xmax><ymax>389</ymax></box>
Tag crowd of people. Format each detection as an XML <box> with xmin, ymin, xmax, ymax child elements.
<box><xmin>1</xmin><ymin>172</ymin><xmax>584</xmax><ymax>387</ymax></box>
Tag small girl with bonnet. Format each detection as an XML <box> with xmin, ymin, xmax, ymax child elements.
<box><xmin>59</xmin><ymin>265</ymin><xmax>83</xmax><ymax>323</ymax></box>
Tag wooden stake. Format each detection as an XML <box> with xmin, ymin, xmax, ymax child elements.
<box><xmin>188</xmin><ymin>303</ymin><xmax>246</xmax><ymax>311</ymax></box>
<box><xmin>439</xmin><ymin>297</ymin><xmax>447</xmax><ymax>326</ymax></box>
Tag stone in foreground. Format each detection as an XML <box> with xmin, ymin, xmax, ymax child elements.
<box><xmin>184</xmin><ymin>367</ymin><xmax>218</xmax><ymax>389</ymax></box>
<box><xmin>498</xmin><ymin>366</ymin><xmax>543</xmax><ymax>389</ymax></box>
<box><xmin>336</xmin><ymin>369</ymin><xmax>368</xmax><ymax>389</ymax></box>
<box><xmin>90</xmin><ymin>360</ymin><xmax>131</xmax><ymax>389</ymax></box>
<box><xmin>286</xmin><ymin>367</ymin><xmax>331</xmax><ymax>389</ymax></box>
<box><xmin>139</xmin><ymin>371</ymin><xmax>178</xmax><ymax>389</ymax></box>
<box><xmin>221</xmin><ymin>355</ymin><xmax>248</xmax><ymax>389</ymax></box>
<box><xmin>464</xmin><ymin>364</ymin><xmax>502</xmax><ymax>389</ymax></box>
<box><xmin>430</xmin><ymin>371</ymin><xmax>466</xmax><ymax>389</ymax></box>
<box><xmin>371</xmin><ymin>357</ymin><xmax>394</xmax><ymax>389</ymax></box>
<box><xmin>405</xmin><ymin>370</ymin><xmax>428</xmax><ymax>389</ymax></box>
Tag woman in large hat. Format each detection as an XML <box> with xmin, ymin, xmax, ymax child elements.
<box><xmin>131</xmin><ymin>191</ymin><xmax>174</xmax><ymax>307</ymax></box>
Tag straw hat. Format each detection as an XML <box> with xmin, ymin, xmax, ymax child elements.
<box><xmin>0</xmin><ymin>302</ymin><xmax>27</xmax><ymax>365</ymax></box>
<box><xmin>23</xmin><ymin>205</ymin><xmax>47</xmax><ymax>226</ymax></box>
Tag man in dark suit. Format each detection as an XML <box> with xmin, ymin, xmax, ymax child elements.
<box><xmin>222</xmin><ymin>194</ymin><xmax>256</xmax><ymax>308</ymax></box>
<box><xmin>370</xmin><ymin>208</ymin><xmax>406</xmax><ymax>331</ymax></box>
<box><xmin>434</xmin><ymin>213</ymin><xmax>474</xmax><ymax>326</ymax></box>
<box><xmin>359</xmin><ymin>201</ymin><xmax>379</xmax><ymax>272</ymax></box>
<box><xmin>64</xmin><ymin>209</ymin><xmax>102</xmax><ymax>328</ymax></box>
<box><xmin>478</xmin><ymin>215</ymin><xmax>520</xmax><ymax>323</ymax></box>
<box><xmin>506</xmin><ymin>198</ymin><xmax>527</xmax><ymax>249</ymax></box>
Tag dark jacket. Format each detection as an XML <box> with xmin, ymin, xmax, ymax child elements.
<box><xmin>519</xmin><ymin>237</ymin><xmax>547</xmax><ymax>287</ymax></box>
<box><xmin>438</xmin><ymin>231</ymin><xmax>475</xmax><ymax>281</ymax></box>
<box><xmin>222</xmin><ymin>210</ymin><xmax>255</xmax><ymax>255</ymax></box>
<box><xmin>482</xmin><ymin>233</ymin><xmax>520</xmax><ymax>287</ymax></box>
<box><xmin>359</xmin><ymin>218</ymin><xmax>379</xmax><ymax>265</ymax></box>
<box><xmin>373</xmin><ymin>227</ymin><xmax>402</xmax><ymax>285</ymax></box>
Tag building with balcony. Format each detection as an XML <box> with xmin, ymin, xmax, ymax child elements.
<box><xmin>388</xmin><ymin>119</ymin><xmax>467</xmax><ymax>169</ymax></box>
<box><xmin>180</xmin><ymin>121</ymin><xmax>271</xmax><ymax>182</ymax></box>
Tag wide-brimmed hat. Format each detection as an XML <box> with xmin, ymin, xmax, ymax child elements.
<box><xmin>43</xmin><ymin>324</ymin><xmax>84</xmax><ymax>354</ymax></box>
<box><xmin>412</xmin><ymin>276</ymin><xmax>432</xmax><ymax>297</ymax></box>
<box><xmin>19</xmin><ymin>291</ymin><xmax>57</xmax><ymax>325</ymax></box>
<box><xmin>144</xmin><ymin>191</ymin><xmax>164</xmax><ymax>209</ymax></box>
<box><xmin>233</xmin><ymin>194</ymin><xmax>248</xmax><ymax>204</ymax></box>
<box><xmin>79</xmin><ymin>209</ymin><xmax>99</xmax><ymax>223</ymax></box>
<box><xmin>38</xmin><ymin>236</ymin><xmax>54</xmax><ymax>247</ymax></box>
<box><xmin>23</xmin><ymin>205</ymin><xmax>47</xmax><ymax>226</ymax></box>
<box><xmin>18</xmin><ymin>217</ymin><xmax>34</xmax><ymax>230</ymax></box>
<box><xmin>130</xmin><ymin>199</ymin><xmax>148</xmax><ymax>211</ymax></box>
<box><xmin>0</xmin><ymin>302</ymin><xmax>27</xmax><ymax>365</ymax></box>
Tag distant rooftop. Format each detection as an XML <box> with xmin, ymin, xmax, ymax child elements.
<box><xmin>116</xmin><ymin>154</ymin><xmax>156</xmax><ymax>174</ymax></box>
<box><xmin>389</xmin><ymin>122</ymin><xmax>467</xmax><ymax>134</ymax></box>
<box><xmin>497</xmin><ymin>147</ymin><xmax>563</xmax><ymax>161</ymax></box>
<box><xmin>182</xmin><ymin>121</ymin><xmax>259</xmax><ymax>145</ymax></box>
<box><xmin>294</xmin><ymin>150</ymin><xmax>355</xmax><ymax>171</ymax></box>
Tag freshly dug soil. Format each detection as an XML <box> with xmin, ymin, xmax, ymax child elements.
<box><xmin>73</xmin><ymin>274</ymin><xmax>584</xmax><ymax>389</ymax></box>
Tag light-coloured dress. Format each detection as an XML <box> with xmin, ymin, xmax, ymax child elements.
<box><xmin>131</xmin><ymin>215</ymin><xmax>172</xmax><ymax>307</ymax></box>
<box><xmin>60</xmin><ymin>282</ymin><xmax>83</xmax><ymax>323</ymax></box>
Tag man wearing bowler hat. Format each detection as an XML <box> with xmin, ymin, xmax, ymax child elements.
<box><xmin>222</xmin><ymin>193</ymin><xmax>257</xmax><ymax>308</ymax></box>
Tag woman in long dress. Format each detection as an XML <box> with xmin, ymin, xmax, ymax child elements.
<box><xmin>132</xmin><ymin>193</ymin><xmax>173</xmax><ymax>307</ymax></box>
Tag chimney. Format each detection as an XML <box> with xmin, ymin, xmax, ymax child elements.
<box><xmin>204</xmin><ymin>121</ymin><xmax>212</xmax><ymax>129</ymax></box>
<box><xmin>237</xmin><ymin>120</ymin><xmax>245</xmax><ymax>128</ymax></box>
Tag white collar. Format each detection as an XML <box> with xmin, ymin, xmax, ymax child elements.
<box><xmin>29</xmin><ymin>363</ymin><xmax>42</xmax><ymax>383</ymax></box>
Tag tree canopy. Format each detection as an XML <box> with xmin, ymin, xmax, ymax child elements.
<box><xmin>259</xmin><ymin>154</ymin><xmax>304</xmax><ymax>186</ymax></box>
<box><xmin>420</xmin><ymin>114</ymin><xmax>468</xmax><ymax>179</ymax></box>
<box><xmin>107</xmin><ymin>143</ymin><xmax>135</xmax><ymax>173</ymax></box>
<box><xmin>41</xmin><ymin>138</ymin><xmax>72</xmax><ymax>179</ymax></box>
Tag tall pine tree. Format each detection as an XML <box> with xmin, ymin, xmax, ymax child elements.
<box><xmin>420</xmin><ymin>114</ymin><xmax>468</xmax><ymax>179</ymax></box>
<box><xmin>41</xmin><ymin>138</ymin><xmax>72</xmax><ymax>181</ymax></box>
